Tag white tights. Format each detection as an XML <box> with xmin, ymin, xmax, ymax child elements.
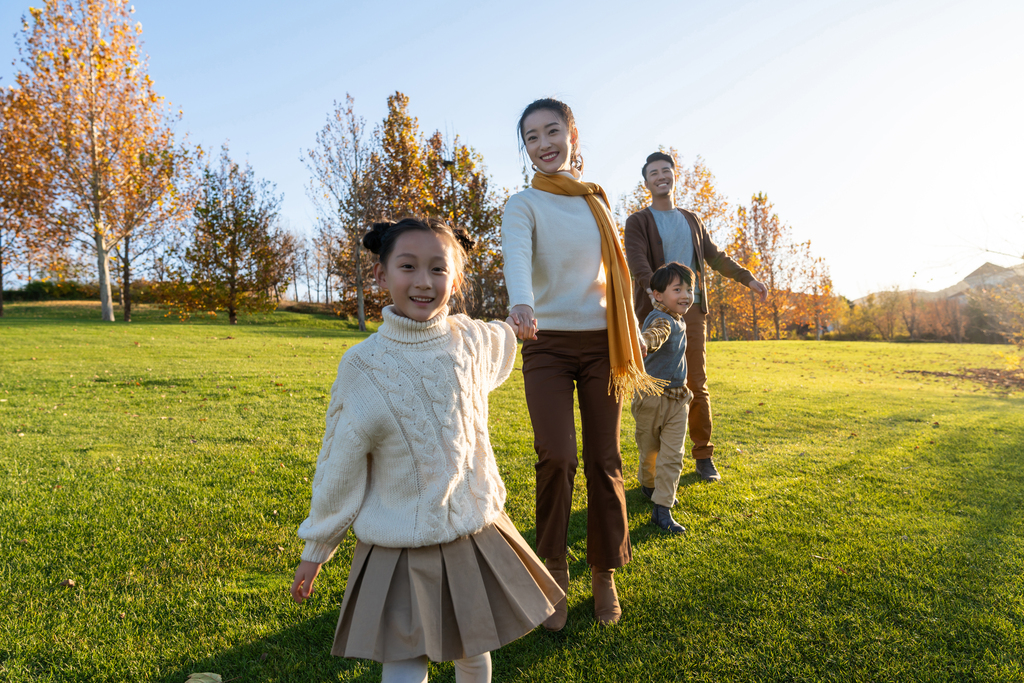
<box><xmin>381</xmin><ymin>652</ymin><xmax>491</xmax><ymax>683</ymax></box>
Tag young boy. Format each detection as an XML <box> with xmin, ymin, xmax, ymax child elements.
<box><xmin>632</xmin><ymin>262</ymin><xmax>695</xmax><ymax>534</ymax></box>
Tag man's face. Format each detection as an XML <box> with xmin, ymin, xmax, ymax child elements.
<box><xmin>644</xmin><ymin>160</ymin><xmax>675</xmax><ymax>199</ymax></box>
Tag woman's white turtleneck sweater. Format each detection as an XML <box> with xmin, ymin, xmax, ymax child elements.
<box><xmin>500</xmin><ymin>186</ymin><xmax>609</xmax><ymax>331</ymax></box>
<box><xmin>298</xmin><ymin>306</ymin><xmax>518</xmax><ymax>564</ymax></box>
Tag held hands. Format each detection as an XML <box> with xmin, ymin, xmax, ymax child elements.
<box><xmin>507</xmin><ymin>304</ymin><xmax>538</xmax><ymax>341</ymax></box>
<box><xmin>291</xmin><ymin>560</ymin><xmax>322</xmax><ymax>604</ymax></box>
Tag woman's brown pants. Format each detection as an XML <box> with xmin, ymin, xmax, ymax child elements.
<box><xmin>522</xmin><ymin>329</ymin><xmax>632</xmax><ymax>570</ymax></box>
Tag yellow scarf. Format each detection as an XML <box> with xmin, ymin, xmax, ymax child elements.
<box><xmin>531</xmin><ymin>172</ymin><xmax>667</xmax><ymax>402</ymax></box>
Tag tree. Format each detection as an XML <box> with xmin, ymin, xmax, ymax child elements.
<box><xmin>726</xmin><ymin>209</ymin><xmax>762</xmax><ymax>339</ymax></box>
<box><xmin>739</xmin><ymin>193</ymin><xmax>799</xmax><ymax>340</ymax></box>
<box><xmin>864</xmin><ymin>286</ymin><xmax>904</xmax><ymax>341</ymax></box>
<box><xmin>797</xmin><ymin>251</ymin><xmax>838</xmax><ymax>340</ymax></box>
<box><xmin>10</xmin><ymin>0</ymin><xmax>186</xmax><ymax>321</ymax></box>
<box><xmin>0</xmin><ymin>84</ymin><xmax>64</xmax><ymax>314</ymax></box>
<box><xmin>110</xmin><ymin>144</ymin><xmax>197</xmax><ymax>321</ymax></box>
<box><xmin>164</xmin><ymin>145</ymin><xmax>283</xmax><ymax>324</ymax></box>
<box><xmin>422</xmin><ymin>131</ymin><xmax>509</xmax><ymax>318</ymax></box>
<box><xmin>309</xmin><ymin>218</ymin><xmax>340</xmax><ymax>306</ymax></box>
<box><xmin>967</xmin><ymin>280</ymin><xmax>1024</xmax><ymax>346</ymax></box>
<box><xmin>900</xmin><ymin>288</ymin><xmax>920</xmax><ymax>340</ymax></box>
<box><xmin>376</xmin><ymin>92</ymin><xmax>428</xmax><ymax>219</ymax></box>
<box><xmin>0</xmin><ymin>88</ymin><xmax>32</xmax><ymax>316</ymax></box>
<box><xmin>267</xmin><ymin>224</ymin><xmax>300</xmax><ymax>303</ymax></box>
<box><xmin>304</xmin><ymin>94</ymin><xmax>380</xmax><ymax>330</ymax></box>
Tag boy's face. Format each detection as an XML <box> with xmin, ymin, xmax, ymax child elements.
<box><xmin>653</xmin><ymin>275</ymin><xmax>693</xmax><ymax>316</ymax></box>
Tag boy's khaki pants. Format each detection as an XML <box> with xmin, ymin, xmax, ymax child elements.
<box><xmin>631</xmin><ymin>392</ymin><xmax>692</xmax><ymax>508</ymax></box>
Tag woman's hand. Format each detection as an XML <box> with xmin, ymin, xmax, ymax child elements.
<box><xmin>291</xmin><ymin>560</ymin><xmax>322</xmax><ymax>604</ymax></box>
<box><xmin>508</xmin><ymin>304</ymin><xmax>538</xmax><ymax>340</ymax></box>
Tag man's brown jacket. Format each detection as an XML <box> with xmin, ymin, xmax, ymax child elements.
<box><xmin>624</xmin><ymin>207</ymin><xmax>754</xmax><ymax>322</ymax></box>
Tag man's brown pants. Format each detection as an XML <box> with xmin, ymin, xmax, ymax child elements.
<box><xmin>684</xmin><ymin>306</ymin><xmax>714</xmax><ymax>460</ymax></box>
<box><xmin>522</xmin><ymin>330</ymin><xmax>632</xmax><ymax>570</ymax></box>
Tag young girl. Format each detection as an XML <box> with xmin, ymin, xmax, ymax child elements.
<box><xmin>291</xmin><ymin>217</ymin><xmax>562</xmax><ymax>683</ymax></box>
<box><xmin>501</xmin><ymin>98</ymin><xmax>661</xmax><ymax>629</ymax></box>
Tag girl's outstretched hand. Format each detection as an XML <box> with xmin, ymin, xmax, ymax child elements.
<box><xmin>291</xmin><ymin>560</ymin><xmax>322</xmax><ymax>604</ymax></box>
<box><xmin>508</xmin><ymin>304</ymin><xmax>538</xmax><ymax>340</ymax></box>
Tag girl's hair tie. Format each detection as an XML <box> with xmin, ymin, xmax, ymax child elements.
<box><xmin>363</xmin><ymin>221</ymin><xmax>396</xmax><ymax>255</ymax></box>
<box><xmin>451</xmin><ymin>225</ymin><xmax>477</xmax><ymax>254</ymax></box>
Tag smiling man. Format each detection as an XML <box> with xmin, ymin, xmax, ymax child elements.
<box><xmin>624</xmin><ymin>152</ymin><xmax>767</xmax><ymax>482</ymax></box>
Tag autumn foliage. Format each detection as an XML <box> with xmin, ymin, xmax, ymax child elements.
<box><xmin>3</xmin><ymin>0</ymin><xmax>192</xmax><ymax>322</ymax></box>
<box><xmin>303</xmin><ymin>92</ymin><xmax>510</xmax><ymax>325</ymax></box>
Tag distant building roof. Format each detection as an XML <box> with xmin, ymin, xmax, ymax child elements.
<box><xmin>965</xmin><ymin>262</ymin><xmax>1009</xmax><ymax>279</ymax></box>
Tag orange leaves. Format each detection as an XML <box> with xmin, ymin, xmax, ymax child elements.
<box><xmin>10</xmin><ymin>0</ymin><xmax>192</xmax><ymax>323</ymax></box>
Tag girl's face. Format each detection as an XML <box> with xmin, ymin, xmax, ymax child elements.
<box><xmin>522</xmin><ymin>110</ymin><xmax>577</xmax><ymax>175</ymax></box>
<box><xmin>373</xmin><ymin>230</ymin><xmax>463</xmax><ymax>322</ymax></box>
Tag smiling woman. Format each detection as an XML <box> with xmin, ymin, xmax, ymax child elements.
<box><xmin>500</xmin><ymin>97</ymin><xmax>659</xmax><ymax>630</ymax></box>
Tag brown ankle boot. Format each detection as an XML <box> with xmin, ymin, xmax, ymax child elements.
<box><xmin>543</xmin><ymin>556</ymin><xmax>569</xmax><ymax>631</ymax></box>
<box><xmin>591</xmin><ymin>567</ymin><xmax>621</xmax><ymax>625</ymax></box>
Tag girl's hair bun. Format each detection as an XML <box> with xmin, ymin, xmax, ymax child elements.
<box><xmin>363</xmin><ymin>221</ymin><xmax>393</xmax><ymax>255</ymax></box>
<box><xmin>451</xmin><ymin>225</ymin><xmax>476</xmax><ymax>254</ymax></box>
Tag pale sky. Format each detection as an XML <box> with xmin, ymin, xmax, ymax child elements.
<box><xmin>3</xmin><ymin>0</ymin><xmax>1022</xmax><ymax>299</ymax></box>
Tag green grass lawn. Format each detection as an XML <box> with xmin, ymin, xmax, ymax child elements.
<box><xmin>2</xmin><ymin>302</ymin><xmax>1023</xmax><ymax>683</ymax></box>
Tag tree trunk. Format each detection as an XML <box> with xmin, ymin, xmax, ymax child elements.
<box><xmin>122</xmin><ymin>234</ymin><xmax>132</xmax><ymax>323</ymax></box>
<box><xmin>229</xmin><ymin>233</ymin><xmax>238</xmax><ymax>324</ymax></box>
<box><xmin>229</xmin><ymin>278</ymin><xmax>237</xmax><ymax>324</ymax></box>
<box><xmin>719</xmin><ymin>306</ymin><xmax>728</xmax><ymax>342</ymax></box>
<box><xmin>750</xmin><ymin>292</ymin><xmax>759</xmax><ymax>341</ymax></box>
<box><xmin>95</xmin><ymin>230</ymin><xmax>115</xmax><ymax>322</ymax></box>
<box><xmin>0</xmin><ymin>229</ymin><xmax>5</xmax><ymax>318</ymax></box>
<box><xmin>355</xmin><ymin>241</ymin><xmax>366</xmax><ymax>331</ymax></box>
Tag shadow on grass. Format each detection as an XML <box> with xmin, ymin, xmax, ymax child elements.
<box><xmin>160</xmin><ymin>610</ymin><xmax>382</xmax><ymax>683</ymax></box>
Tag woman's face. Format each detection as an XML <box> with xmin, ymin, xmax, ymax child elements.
<box><xmin>522</xmin><ymin>110</ymin><xmax>576</xmax><ymax>175</ymax></box>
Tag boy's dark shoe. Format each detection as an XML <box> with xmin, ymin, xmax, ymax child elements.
<box><xmin>695</xmin><ymin>458</ymin><xmax>721</xmax><ymax>482</ymax></box>
<box><xmin>640</xmin><ymin>485</ymin><xmax>654</xmax><ymax>500</ymax></box>
<box><xmin>652</xmin><ymin>504</ymin><xmax>686</xmax><ymax>534</ymax></box>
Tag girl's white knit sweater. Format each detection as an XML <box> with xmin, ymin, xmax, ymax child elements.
<box><xmin>298</xmin><ymin>306</ymin><xmax>518</xmax><ymax>564</ymax></box>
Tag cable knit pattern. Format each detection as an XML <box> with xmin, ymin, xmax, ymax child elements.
<box><xmin>298</xmin><ymin>306</ymin><xmax>517</xmax><ymax>564</ymax></box>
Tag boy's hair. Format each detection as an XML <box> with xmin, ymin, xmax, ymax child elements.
<box><xmin>650</xmin><ymin>261</ymin><xmax>694</xmax><ymax>293</ymax></box>
<box><xmin>642</xmin><ymin>151</ymin><xmax>675</xmax><ymax>180</ymax></box>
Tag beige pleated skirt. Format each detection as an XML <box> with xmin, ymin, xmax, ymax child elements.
<box><xmin>331</xmin><ymin>511</ymin><xmax>563</xmax><ymax>663</ymax></box>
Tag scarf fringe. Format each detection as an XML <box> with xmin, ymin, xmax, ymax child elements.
<box><xmin>609</xmin><ymin>363</ymin><xmax>670</xmax><ymax>404</ymax></box>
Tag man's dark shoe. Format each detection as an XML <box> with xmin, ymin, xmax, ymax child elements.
<box><xmin>652</xmin><ymin>504</ymin><xmax>686</xmax><ymax>534</ymax></box>
<box><xmin>695</xmin><ymin>458</ymin><xmax>721</xmax><ymax>482</ymax></box>
<box><xmin>640</xmin><ymin>485</ymin><xmax>654</xmax><ymax>500</ymax></box>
